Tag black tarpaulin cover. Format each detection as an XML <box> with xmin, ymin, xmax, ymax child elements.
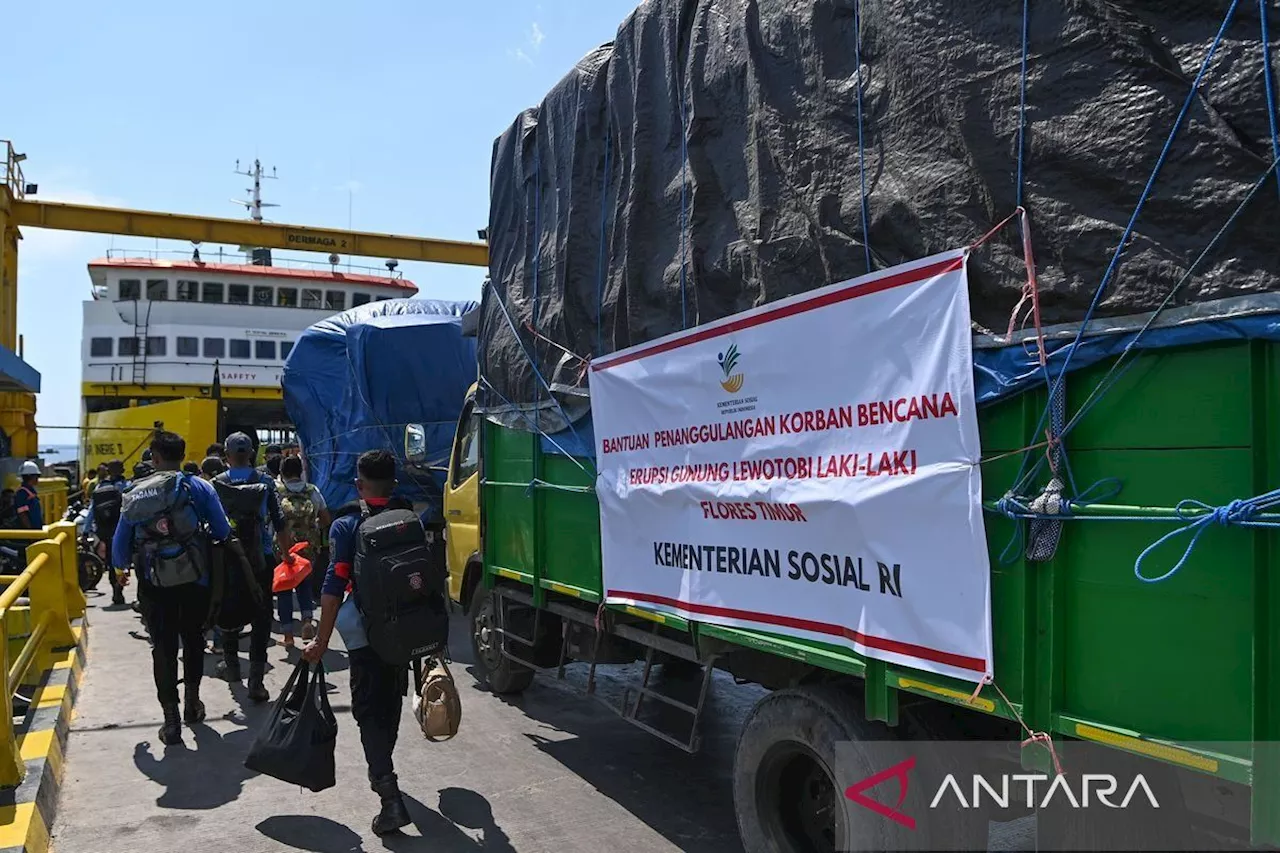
<box><xmin>482</xmin><ymin>0</ymin><xmax>1280</xmax><ymax>430</ymax></box>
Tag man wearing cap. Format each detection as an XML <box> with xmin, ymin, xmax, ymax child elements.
<box><xmin>13</xmin><ymin>461</ymin><xmax>43</xmax><ymax>530</ymax></box>
<box><xmin>213</xmin><ymin>432</ymin><xmax>293</xmax><ymax>701</ymax></box>
<box><xmin>87</xmin><ymin>459</ymin><xmax>131</xmax><ymax>605</ymax></box>
<box><xmin>258</xmin><ymin>444</ymin><xmax>283</xmax><ymax>480</ymax></box>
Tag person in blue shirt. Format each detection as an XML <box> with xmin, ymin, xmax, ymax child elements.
<box><xmin>86</xmin><ymin>459</ymin><xmax>129</xmax><ymax>605</ymax></box>
<box><xmin>113</xmin><ymin>431</ymin><xmax>231</xmax><ymax>746</ymax></box>
<box><xmin>14</xmin><ymin>461</ymin><xmax>43</xmax><ymax>530</ymax></box>
<box><xmin>303</xmin><ymin>449</ymin><xmax>413</xmax><ymax>835</ymax></box>
<box><xmin>213</xmin><ymin>432</ymin><xmax>293</xmax><ymax>702</ymax></box>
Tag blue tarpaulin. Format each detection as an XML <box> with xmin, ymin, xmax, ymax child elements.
<box><xmin>283</xmin><ymin>299</ymin><xmax>478</xmax><ymax>516</ymax></box>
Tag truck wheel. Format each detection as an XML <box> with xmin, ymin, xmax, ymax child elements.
<box><xmin>734</xmin><ymin>685</ymin><xmax>891</xmax><ymax>853</ymax></box>
<box><xmin>468</xmin><ymin>589</ymin><xmax>534</xmax><ymax>695</ymax></box>
<box><xmin>733</xmin><ymin>685</ymin><xmax>986</xmax><ymax>853</ymax></box>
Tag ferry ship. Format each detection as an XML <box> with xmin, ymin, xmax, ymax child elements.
<box><xmin>79</xmin><ymin>161</ymin><xmax>418</xmax><ymax>470</ymax></box>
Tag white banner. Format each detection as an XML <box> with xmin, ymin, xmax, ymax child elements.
<box><xmin>590</xmin><ymin>249</ymin><xmax>992</xmax><ymax>682</ymax></box>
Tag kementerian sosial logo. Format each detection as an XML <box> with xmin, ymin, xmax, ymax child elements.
<box><xmin>718</xmin><ymin>343</ymin><xmax>744</xmax><ymax>393</ymax></box>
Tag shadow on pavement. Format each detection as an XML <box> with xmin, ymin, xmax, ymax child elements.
<box><xmin>447</xmin><ymin>612</ymin><xmax>750</xmax><ymax>853</ymax></box>
<box><xmin>257</xmin><ymin>814</ymin><xmax>369</xmax><ymax>853</ymax></box>
<box><xmin>132</xmin><ymin>722</ymin><xmax>260</xmax><ymax>810</ymax></box>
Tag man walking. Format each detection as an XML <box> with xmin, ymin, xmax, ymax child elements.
<box><xmin>87</xmin><ymin>459</ymin><xmax>129</xmax><ymax>605</ymax></box>
<box><xmin>303</xmin><ymin>450</ymin><xmax>413</xmax><ymax>835</ymax></box>
<box><xmin>113</xmin><ymin>432</ymin><xmax>231</xmax><ymax>744</ymax></box>
<box><xmin>214</xmin><ymin>432</ymin><xmax>292</xmax><ymax>702</ymax></box>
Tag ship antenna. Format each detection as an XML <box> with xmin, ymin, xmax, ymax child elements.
<box><xmin>233</xmin><ymin>158</ymin><xmax>279</xmax><ymax>221</ymax></box>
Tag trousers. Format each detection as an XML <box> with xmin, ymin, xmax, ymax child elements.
<box><xmin>276</xmin><ymin>583</ymin><xmax>314</xmax><ymax>632</ymax></box>
<box><xmin>349</xmin><ymin>646</ymin><xmax>407</xmax><ymax>779</ymax></box>
<box><xmin>225</xmin><ymin>570</ymin><xmax>272</xmax><ymax>665</ymax></box>
<box><xmin>139</xmin><ymin>581</ymin><xmax>210</xmax><ymax>706</ymax></box>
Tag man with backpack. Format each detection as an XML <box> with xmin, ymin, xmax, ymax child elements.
<box><xmin>213</xmin><ymin>432</ymin><xmax>293</xmax><ymax>702</ymax></box>
<box><xmin>87</xmin><ymin>459</ymin><xmax>129</xmax><ymax>605</ymax></box>
<box><xmin>275</xmin><ymin>455</ymin><xmax>329</xmax><ymax>645</ymax></box>
<box><xmin>112</xmin><ymin>431</ymin><xmax>232</xmax><ymax>745</ymax></box>
<box><xmin>303</xmin><ymin>449</ymin><xmax>449</xmax><ymax>835</ymax></box>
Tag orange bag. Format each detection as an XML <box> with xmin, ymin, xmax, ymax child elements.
<box><xmin>272</xmin><ymin>542</ymin><xmax>313</xmax><ymax>593</ymax></box>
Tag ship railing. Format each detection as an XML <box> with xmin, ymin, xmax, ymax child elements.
<box><xmin>102</xmin><ymin>246</ymin><xmax>405</xmax><ymax>279</ymax></box>
<box><xmin>0</xmin><ymin>522</ymin><xmax>83</xmax><ymax>787</ymax></box>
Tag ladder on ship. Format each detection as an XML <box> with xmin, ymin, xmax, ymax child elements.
<box><xmin>130</xmin><ymin>300</ymin><xmax>152</xmax><ymax>386</ymax></box>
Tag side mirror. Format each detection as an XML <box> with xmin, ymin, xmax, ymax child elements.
<box><xmin>405</xmin><ymin>423</ymin><xmax>427</xmax><ymax>463</ymax></box>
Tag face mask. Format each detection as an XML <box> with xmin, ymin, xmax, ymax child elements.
<box><xmin>285</xmin><ymin>479</ymin><xmax>307</xmax><ymax>493</ymax></box>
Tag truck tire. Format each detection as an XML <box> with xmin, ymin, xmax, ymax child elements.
<box><xmin>733</xmin><ymin>685</ymin><xmax>986</xmax><ymax>853</ymax></box>
<box><xmin>468</xmin><ymin>589</ymin><xmax>534</xmax><ymax>695</ymax></box>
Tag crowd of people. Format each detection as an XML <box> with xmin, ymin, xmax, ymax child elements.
<box><xmin>46</xmin><ymin>431</ymin><xmax>416</xmax><ymax>835</ymax></box>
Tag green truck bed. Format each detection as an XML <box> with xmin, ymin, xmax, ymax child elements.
<box><xmin>480</xmin><ymin>338</ymin><xmax>1280</xmax><ymax>843</ymax></box>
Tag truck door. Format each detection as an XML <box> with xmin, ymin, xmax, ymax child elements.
<box><xmin>443</xmin><ymin>393</ymin><xmax>480</xmax><ymax>603</ymax></box>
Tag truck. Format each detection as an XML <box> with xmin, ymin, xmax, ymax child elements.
<box><xmin>426</xmin><ymin>2</ymin><xmax>1280</xmax><ymax>849</ymax></box>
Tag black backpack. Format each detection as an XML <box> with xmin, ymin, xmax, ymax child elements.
<box><xmin>353</xmin><ymin>504</ymin><xmax>449</xmax><ymax>665</ymax></box>
<box><xmin>213</xmin><ymin>472</ymin><xmax>271</xmax><ymax>573</ymax></box>
<box><xmin>91</xmin><ymin>479</ymin><xmax>124</xmax><ymax>534</ymax></box>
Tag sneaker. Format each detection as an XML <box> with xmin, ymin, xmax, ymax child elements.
<box><xmin>300</xmin><ymin>620</ymin><xmax>316</xmax><ymax>642</ymax></box>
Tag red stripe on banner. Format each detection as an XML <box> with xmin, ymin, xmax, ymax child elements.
<box><xmin>609</xmin><ymin>589</ymin><xmax>987</xmax><ymax>673</ymax></box>
<box><xmin>591</xmin><ymin>255</ymin><xmax>965</xmax><ymax>372</ymax></box>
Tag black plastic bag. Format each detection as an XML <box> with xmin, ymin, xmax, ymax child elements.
<box><xmin>244</xmin><ymin>661</ymin><xmax>338</xmax><ymax>791</ymax></box>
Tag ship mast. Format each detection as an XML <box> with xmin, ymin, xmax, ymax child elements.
<box><xmin>233</xmin><ymin>158</ymin><xmax>278</xmax><ymax>264</ymax></box>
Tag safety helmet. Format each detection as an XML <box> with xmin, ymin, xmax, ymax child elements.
<box><xmin>18</xmin><ymin>461</ymin><xmax>40</xmax><ymax>477</ymax></box>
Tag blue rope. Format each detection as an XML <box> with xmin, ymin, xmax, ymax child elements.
<box><xmin>1135</xmin><ymin>491</ymin><xmax>1280</xmax><ymax>583</ymax></box>
<box><xmin>1015</xmin><ymin>0</ymin><xmax>1030</xmax><ymax>208</ymax></box>
<box><xmin>596</xmin><ymin>126</ymin><xmax>612</xmax><ymax>357</ymax></box>
<box><xmin>854</xmin><ymin>0</ymin><xmax>872</xmax><ymax>273</ymax></box>
<box><xmin>677</xmin><ymin>69</ymin><xmax>690</xmax><ymax>329</ymax></box>
<box><xmin>1006</xmin><ymin>0</ymin><xmax>1241</xmax><ymax>498</ymax></box>
<box><xmin>1263</xmin><ymin>0</ymin><xmax>1280</xmax><ymax>203</ymax></box>
<box><xmin>478</xmin><ymin>375</ymin><xmax>595</xmax><ymax>478</ymax></box>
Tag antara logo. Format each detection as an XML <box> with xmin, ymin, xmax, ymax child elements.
<box><xmin>844</xmin><ymin>758</ymin><xmax>1160</xmax><ymax>830</ymax></box>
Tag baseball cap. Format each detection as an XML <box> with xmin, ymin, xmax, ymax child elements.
<box><xmin>225</xmin><ymin>432</ymin><xmax>254</xmax><ymax>454</ymax></box>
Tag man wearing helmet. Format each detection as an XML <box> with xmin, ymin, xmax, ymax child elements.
<box><xmin>14</xmin><ymin>461</ymin><xmax>43</xmax><ymax>530</ymax></box>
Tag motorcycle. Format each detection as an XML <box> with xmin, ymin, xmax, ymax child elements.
<box><xmin>65</xmin><ymin>501</ymin><xmax>105</xmax><ymax>592</ymax></box>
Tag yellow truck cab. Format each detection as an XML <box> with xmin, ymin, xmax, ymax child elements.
<box><xmin>440</xmin><ymin>382</ymin><xmax>480</xmax><ymax>605</ymax></box>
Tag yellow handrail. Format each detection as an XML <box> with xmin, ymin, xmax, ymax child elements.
<box><xmin>0</xmin><ymin>522</ymin><xmax>80</xmax><ymax>788</ymax></box>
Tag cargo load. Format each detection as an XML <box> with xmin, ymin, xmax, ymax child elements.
<box><xmin>282</xmin><ymin>299</ymin><xmax>478</xmax><ymax>514</ymax></box>
<box><xmin>481</xmin><ymin>0</ymin><xmax>1280</xmax><ymax>430</ymax></box>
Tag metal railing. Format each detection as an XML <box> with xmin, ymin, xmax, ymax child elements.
<box><xmin>102</xmin><ymin>246</ymin><xmax>406</xmax><ymax>279</ymax></box>
<box><xmin>0</xmin><ymin>521</ymin><xmax>84</xmax><ymax>787</ymax></box>
<box><xmin>1</xmin><ymin>140</ymin><xmax>26</xmax><ymax>200</ymax></box>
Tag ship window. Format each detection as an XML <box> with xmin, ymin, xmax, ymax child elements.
<box><xmin>281</xmin><ymin>341</ymin><xmax>294</xmax><ymax>359</ymax></box>
<box><xmin>277</xmin><ymin>287</ymin><xmax>298</xmax><ymax>307</ymax></box>
<box><xmin>90</xmin><ymin>337</ymin><xmax>113</xmax><ymax>357</ymax></box>
<box><xmin>145</xmin><ymin>336</ymin><xmax>167</xmax><ymax>356</ymax></box>
<box><xmin>230</xmin><ymin>339</ymin><xmax>250</xmax><ymax>359</ymax></box>
<box><xmin>227</xmin><ymin>284</ymin><xmax>248</xmax><ymax>305</ymax></box>
<box><xmin>176</xmin><ymin>280</ymin><xmax>199</xmax><ymax>301</ymax></box>
<box><xmin>325</xmin><ymin>290</ymin><xmax>346</xmax><ymax>311</ymax></box>
<box><xmin>255</xmin><ymin>340</ymin><xmax>277</xmax><ymax>360</ymax></box>
<box><xmin>119</xmin><ymin>279</ymin><xmax>141</xmax><ymax>300</ymax></box>
<box><xmin>203</xmin><ymin>338</ymin><xmax>225</xmax><ymax>359</ymax></box>
<box><xmin>352</xmin><ymin>293</ymin><xmax>371</xmax><ymax>307</ymax></box>
<box><xmin>177</xmin><ymin>336</ymin><xmax>199</xmax><ymax>357</ymax></box>
<box><xmin>253</xmin><ymin>286</ymin><xmax>273</xmax><ymax>306</ymax></box>
<box><xmin>203</xmin><ymin>282</ymin><xmax>225</xmax><ymax>303</ymax></box>
<box><xmin>118</xmin><ymin>337</ymin><xmax>139</xmax><ymax>356</ymax></box>
<box><xmin>146</xmin><ymin>279</ymin><xmax>169</xmax><ymax>300</ymax></box>
<box><xmin>376</xmin><ymin>296</ymin><xmax>390</xmax><ymax>302</ymax></box>
<box><xmin>301</xmin><ymin>288</ymin><xmax>322</xmax><ymax>309</ymax></box>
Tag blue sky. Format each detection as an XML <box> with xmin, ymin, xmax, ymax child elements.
<box><xmin>11</xmin><ymin>0</ymin><xmax>639</xmax><ymax>448</ymax></box>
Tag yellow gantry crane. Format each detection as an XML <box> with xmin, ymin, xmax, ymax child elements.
<box><xmin>0</xmin><ymin>139</ymin><xmax>488</xmax><ymax>462</ymax></box>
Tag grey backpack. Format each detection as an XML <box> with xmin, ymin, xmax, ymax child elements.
<box><xmin>121</xmin><ymin>471</ymin><xmax>206</xmax><ymax>587</ymax></box>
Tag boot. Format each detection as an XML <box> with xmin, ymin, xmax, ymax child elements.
<box><xmin>247</xmin><ymin>663</ymin><xmax>269</xmax><ymax>703</ymax></box>
<box><xmin>215</xmin><ymin>643</ymin><xmax>241</xmax><ymax>682</ymax></box>
<box><xmin>370</xmin><ymin>773</ymin><xmax>412</xmax><ymax>835</ymax></box>
<box><xmin>111</xmin><ymin>588</ymin><xmax>125</xmax><ymax>606</ymax></box>
<box><xmin>183</xmin><ymin>685</ymin><xmax>205</xmax><ymax>725</ymax></box>
<box><xmin>158</xmin><ymin>703</ymin><xmax>182</xmax><ymax>745</ymax></box>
